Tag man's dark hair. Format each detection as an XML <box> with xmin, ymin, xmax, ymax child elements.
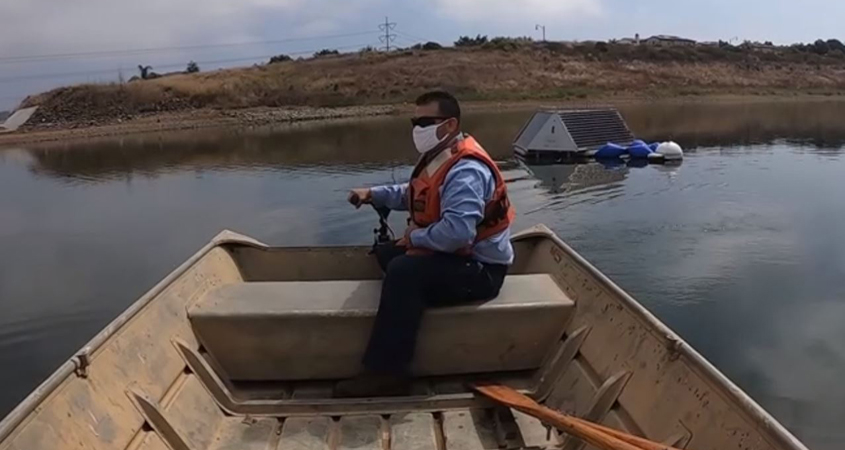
<box><xmin>415</xmin><ymin>91</ymin><xmax>461</xmax><ymax>122</ymax></box>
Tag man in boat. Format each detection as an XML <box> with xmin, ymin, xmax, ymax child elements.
<box><xmin>339</xmin><ymin>91</ymin><xmax>515</xmax><ymax>397</ymax></box>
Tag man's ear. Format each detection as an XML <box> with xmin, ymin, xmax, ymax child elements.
<box><xmin>446</xmin><ymin>117</ymin><xmax>459</xmax><ymax>133</ymax></box>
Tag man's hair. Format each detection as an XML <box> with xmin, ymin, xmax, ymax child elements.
<box><xmin>415</xmin><ymin>91</ymin><xmax>461</xmax><ymax>122</ymax></box>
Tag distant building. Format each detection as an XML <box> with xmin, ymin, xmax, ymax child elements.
<box><xmin>644</xmin><ymin>35</ymin><xmax>697</xmax><ymax>47</ymax></box>
<box><xmin>745</xmin><ymin>42</ymin><xmax>777</xmax><ymax>53</ymax></box>
<box><xmin>617</xmin><ymin>33</ymin><xmax>641</xmax><ymax>45</ymax></box>
<box><xmin>699</xmin><ymin>41</ymin><xmax>720</xmax><ymax>47</ymax></box>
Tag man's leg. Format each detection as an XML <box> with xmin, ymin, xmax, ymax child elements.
<box><xmin>365</xmin><ymin>253</ymin><xmax>506</xmax><ymax>372</ymax></box>
<box><xmin>372</xmin><ymin>241</ymin><xmax>407</xmax><ymax>273</ymax></box>
<box><xmin>336</xmin><ymin>253</ymin><xmax>507</xmax><ymax>397</ymax></box>
<box><xmin>362</xmin><ymin>254</ymin><xmax>431</xmax><ymax>373</ymax></box>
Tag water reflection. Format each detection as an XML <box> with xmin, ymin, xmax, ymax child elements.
<box><xmin>21</xmin><ymin>99</ymin><xmax>845</xmax><ymax>184</ymax></box>
<box><xmin>3</xmin><ymin>100</ymin><xmax>845</xmax><ymax>450</ymax></box>
<box><xmin>25</xmin><ymin>118</ymin><xmax>417</xmax><ymax>182</ymax></box>
<box><xmin>619</xmin><ymin>99</ymin><xmax>845</xmax><ymax>150</ymax></box>
<box><xmin>528</xmin><ymin>163</ymin><xmax>627</xmax><ymax>194</ymax></box>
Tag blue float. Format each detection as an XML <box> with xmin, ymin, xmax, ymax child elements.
<box><xmin>594</xmin><ymin>142</ymin><xmax>627</xmax><ymax>159</ymax></box>
<box><xmin>595</xmin><ymin>140</ymin><xmax>666</xmax><ymax>160</ymax></box>
<box><xmin>627</xmin><ymin>140</ymin><xmax>653</xmax><ymax>159</ymax></box>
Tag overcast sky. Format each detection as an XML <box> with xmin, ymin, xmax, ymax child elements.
<box><xmin>1</xmin><ymin>0</ymin><xmax>844</xmax><ymax>110</ymax></box>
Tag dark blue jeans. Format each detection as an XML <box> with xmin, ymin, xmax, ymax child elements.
<box><xmin>362</xmin><ymin>244</ymin><xmax>508</xmax><ymax>375</ymax></box>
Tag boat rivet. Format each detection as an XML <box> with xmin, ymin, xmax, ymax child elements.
<box><xmin>666</xmin><ymin>337</ymin><xmax>682</xmax><ymax>361</ymax></box>
<box><xmin>73</xmin><ymin>348</ymin><xmax>91</xmax><ymax>378</ymax></box>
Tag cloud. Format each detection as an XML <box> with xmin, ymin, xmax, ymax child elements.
<box><xmin>0</xmin><ymin>0</ymin><xmax>379</xmax><ymax>109</ymax></box>
<box><xmin>0</xmin><ymin>0</ymin><xmax>375</xmax><ymax>57</ymax></box>
<box><xmin>431</xmin><ymin>0</ymin><xmax>603</xmax><ymax>25</ymax></box>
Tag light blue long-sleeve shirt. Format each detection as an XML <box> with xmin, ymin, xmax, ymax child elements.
<box><xmin>370</xmin><ymin>159</ymin><xmax>514</xmax><ymax>265</ymax></box>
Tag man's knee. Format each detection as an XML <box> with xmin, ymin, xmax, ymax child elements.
<box><xmin>384</xmin><ymin>255</ymin><xmax>427</xmax><ymax>285</ymax></box>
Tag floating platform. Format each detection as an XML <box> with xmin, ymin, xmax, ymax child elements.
<box><xmin>513</xmin><ymin>108</ymin><xmax>634</xmax><ymax>163</ymax></box>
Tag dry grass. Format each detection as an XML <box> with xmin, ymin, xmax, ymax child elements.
<box><xmin>21</xmin><ymin>46</ymin><xmax>845</xmax><ymax>127</ymax></box>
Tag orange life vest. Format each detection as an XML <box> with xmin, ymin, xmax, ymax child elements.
<box><xmin>407</xmin><ymin>135</ymin><xmax>515</xmax><ymax>255</ymax></box>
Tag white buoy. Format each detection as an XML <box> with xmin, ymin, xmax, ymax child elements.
<box><xmin>655</xmin><ymin>141</ymin><xmax>684</xmax><ymax>160</ymax></box>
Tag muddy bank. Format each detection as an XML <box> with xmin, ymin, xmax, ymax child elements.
<box><xmin>0</xmin><ymin>105</ymin><xmax>399</xmax><ymax>147</ymax></box>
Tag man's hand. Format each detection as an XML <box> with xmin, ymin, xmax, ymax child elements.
<box><xmin>347</xmin><ymin>188</ymin><xmax>373</xmax><ymax>208</ymax></box>
<box><xmin>404</xmin><ymin>221</ymin><xmax>421</xmax><ymax>242</ymax></box>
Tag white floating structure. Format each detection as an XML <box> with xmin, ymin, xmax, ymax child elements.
<box><xmin>513</xmin><ymin>108</ymin><xmax>634</xmax><ymax>162</ymax></box>
<box><xmin>655</xmin><ymin>141</ymin><xmax>684</xmax><ymax>161</ymax></box>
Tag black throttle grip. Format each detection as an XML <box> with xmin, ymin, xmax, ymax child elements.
<box><xmin>349</xmin><ymin>192</ymin><xmax>361</xmax><ymax>206</ymax></box>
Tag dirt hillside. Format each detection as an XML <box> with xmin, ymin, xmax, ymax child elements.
<box><xmin>19</xmin><ymin>42</ymin><xmax>845</xmax><ymax>130</ymax></box>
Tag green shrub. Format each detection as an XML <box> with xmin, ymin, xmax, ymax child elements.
<box><xmin>411</xmin><ymin>42</ymin><xmax>443</xmax><ymax>51</ymax></box>
<box><xmin>828</xmin><ymin>39</ymin><xmax>845</xmax><ymax>53</ymax></box>
<box><xmin>455</xmin><ymin>35</ymin><xmax>488</xmax><ymax>47</ymax></box>
<box><xmin>483</xmin><ymin>36</ymin><xmax>532</xmax><ymax>51</ymax></box>
<box><xmin>268</xmin><ymin>54</ymin><xmax>292</xmax><ymax>64</ymax></box>
<box><xmin>537</xmin><ymin>41</ymin><xmax>570</xmax><ymax>54</ymax></box>
<box><xmin>313</xmin><ymin>49</ymin><xmax>340</xmax><ymax>58</ymax></box>
<box><xmin>812</xmin><ymin>39</ymin><xmax>830</xmax><ymax>55</ymax></box>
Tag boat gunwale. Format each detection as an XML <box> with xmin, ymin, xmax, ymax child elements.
<box><xmin>513</xmin><ymin>224</ymin><xmax>808</xmax><ymax>450</ymax></box>
<box><xmin>0</xmin><ymin>229</ymin><xmax>267</xmax><ymax>443</ymax></box>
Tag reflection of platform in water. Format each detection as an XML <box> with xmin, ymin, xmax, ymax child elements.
<box><xmin>528</xmin><ymin>163</ymin><xmax>628</xmax><ymax>194</ymax></box>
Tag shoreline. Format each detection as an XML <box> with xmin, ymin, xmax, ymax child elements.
<box><xmin>0</xmin><ymin>105</ymin><xmax>400</xmax><ymax>148</ymax></box>
<box><xmin>2</xmin><ymin>93</ymin><xmax>844</xmax><ymax>148</ymax></box>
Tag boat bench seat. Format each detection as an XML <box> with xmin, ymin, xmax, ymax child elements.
<box><xmin>188</xmin><ymin>274</ymin><xmax>574</xmax><ymax>381</ymax></box>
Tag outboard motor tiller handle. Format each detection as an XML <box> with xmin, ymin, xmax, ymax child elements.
<box><xmin>372</xmin><ymin>206</ymin><xmax>392</xmax><ymax>244</ymax></box>
<box><xmin>348</xmin><ymin>191</ymin><xmax>393</xmax><ymax>244</ymax></box>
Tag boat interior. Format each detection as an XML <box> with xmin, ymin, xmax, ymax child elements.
<box><xmin>0</xmin><ymin>227</ymin><xmax>807</xmax><ymax>450</ymax></box>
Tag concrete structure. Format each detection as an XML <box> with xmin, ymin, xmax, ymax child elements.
<box><xmin>0</xmin><ymin>106</ymin><xmax>38</xmax><ymax>133</ymax></box>
<box><xmin>0</xmin><ymin>227</ymin><xmax>811</xmax><ymax>450</ymax></box>
<box><xmin>644</xmin><ymin>34</ymin><xmax>697</xmax><ymax>47</ymax></box>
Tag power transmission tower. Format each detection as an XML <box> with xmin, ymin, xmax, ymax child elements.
<box><xmin>379</xmin><ymin>16</ymin><xmax>397</xmax><ymax>51</ymax></box>
<box><xmin>535</xmin><ymin>24</ymin><xmax>546</xmax><ymax>42</ymax></box>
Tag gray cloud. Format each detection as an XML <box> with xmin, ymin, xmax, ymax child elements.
<box><xmin>433</xmin><ymin>0</ymin><xmax>602</xmax><ymax>25</ymax></box>
<box><xmin>0</xmin><ymin>0</ymin><xmax>383</xmax><ymax>109</ymax></box>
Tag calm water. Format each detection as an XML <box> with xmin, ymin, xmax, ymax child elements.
<box><xmin>3</xmin><ymin>100</ymin><xmax>845</xmax><ymax>449</ymax></box>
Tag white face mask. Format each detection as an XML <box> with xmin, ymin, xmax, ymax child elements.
<box><xmin>413</xmin><ymin>123</ymin><xmax>446</xmax><ymax>154</ymax></box>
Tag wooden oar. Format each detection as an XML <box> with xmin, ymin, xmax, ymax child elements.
<box><xmin>472</xmin><ymin>383</ymin><xmax>684</xmax><ymax>450</ymax></box>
